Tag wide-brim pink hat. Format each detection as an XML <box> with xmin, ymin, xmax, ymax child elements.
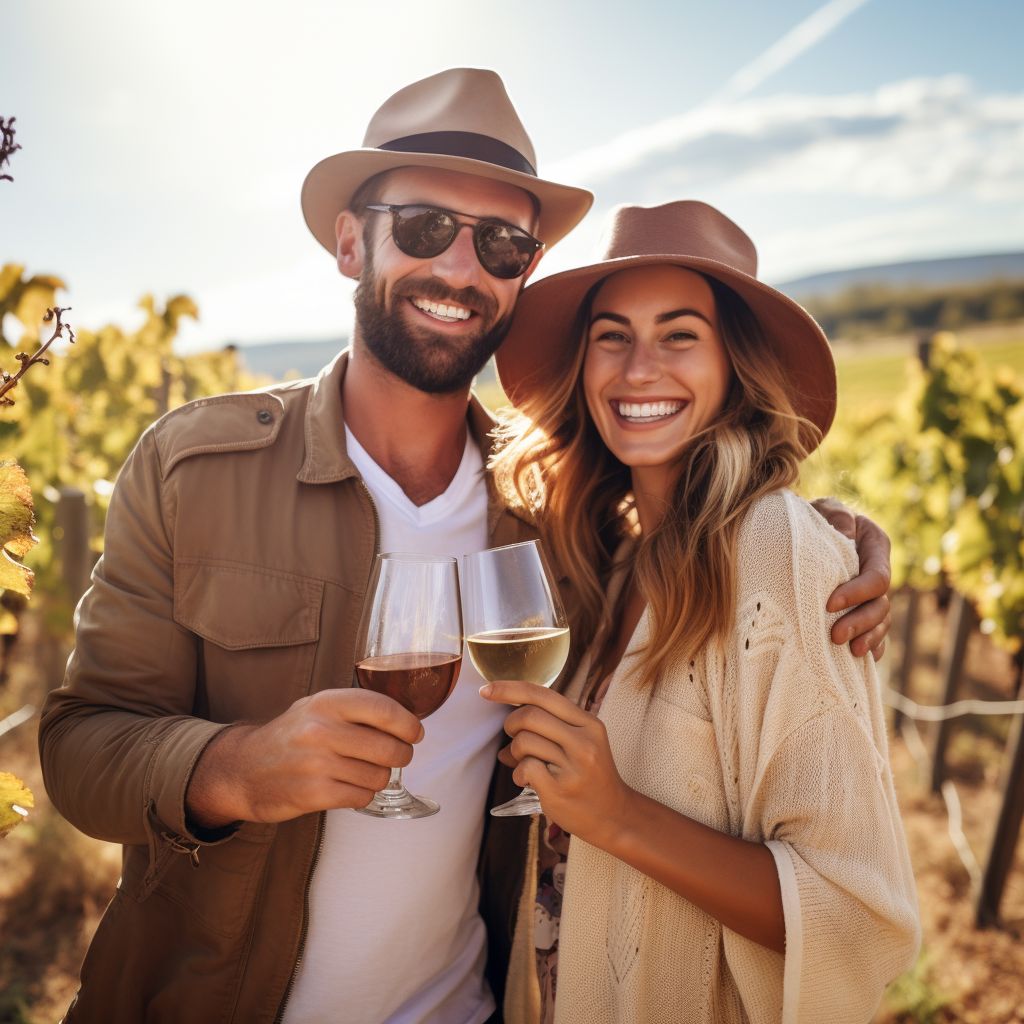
<box><xmin>495</xmin><ymin>200</ymin><xmax>837</xmax><ymax>443</ymax></box>
<box><xmin>301</xmin><ymin>68</ymin><xmax>593</xmax><ymax>254</ymax></box>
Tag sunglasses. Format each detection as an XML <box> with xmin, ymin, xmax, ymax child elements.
<box><xmin>364</xmin><ymin>203</ymin><xmax>544</xmax><ymax>280</ymax></box>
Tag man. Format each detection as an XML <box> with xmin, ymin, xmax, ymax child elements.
<box><xmin>40</xmin><ymin>69</ymin><xmax>892</xmax><ymax>1023</ymax></box>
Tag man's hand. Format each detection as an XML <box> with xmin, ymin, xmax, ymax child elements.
<box><xmin>186</xmin><ymin>690</ymin><xmax>424</xmax><ymax>829</ymax></box>
<box><xmin>812</xmin><ymin>497</ymin><xmax>893</xmax><ymax>661</ymax></box>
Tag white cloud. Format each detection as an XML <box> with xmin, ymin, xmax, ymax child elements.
<box><xmin>546</xmin><ymin>0</ymin><xmax>873</xmax><ymax>187</ymax></box>
<box><xmin>555</xmin><ymin>75</ymin><xmax>1024</xmax><ymax>207</ymax></box>
<box><xmin>531</xmin><ymin>74</ymin><xmax>1024</xmax><ymax>296</ymax></box>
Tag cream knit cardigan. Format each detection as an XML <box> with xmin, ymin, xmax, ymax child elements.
<box><xmin>505</xmin><ymin>489</ymin><xmax>920</xmax><ymax>1024</ymax></box>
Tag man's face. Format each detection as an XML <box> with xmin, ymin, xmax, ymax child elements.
<box><xmin>347</xmin><ymin>167</ymin><xmax>540</xmax><ymax>394</ymax></box>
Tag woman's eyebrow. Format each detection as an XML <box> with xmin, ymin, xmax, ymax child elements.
<box><xmin>655</xmin><ymin>307</ymin><xmax>713</xmax><ymax>326</ymax></box>
<box><xmin>590</xmin><ymin>311</ymin><xmax>630</xmax><ymax>327</ymax></box>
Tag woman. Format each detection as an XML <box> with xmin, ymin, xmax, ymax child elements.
<box><xmin>481</xmin><ymin>201</ymin><xmax>920</xmax><ymax>1024</ymax></box>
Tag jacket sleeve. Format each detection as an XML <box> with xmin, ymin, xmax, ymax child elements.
<box><xmin>38</xmin><ymin>426</ymin><xmax>230</xmax><ymax>849</ymax></box>
<box><xmin>723</xmin><ymin>508</ymin><xmax>921</xmax><ymax>1023</ymax></box>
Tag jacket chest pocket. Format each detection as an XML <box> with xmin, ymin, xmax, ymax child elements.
<box><xmin>173</xmin><ymin>558</ymin><xmax>325</xmax><ymax>722</ymax></box>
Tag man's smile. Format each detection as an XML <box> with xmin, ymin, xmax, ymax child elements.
<box><xmin>410</xmin><ymin>296</ymin><xmax>474</xmax><ymax>322</ymax></box>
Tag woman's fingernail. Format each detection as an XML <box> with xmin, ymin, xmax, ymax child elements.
<box><xmin>479</xmin><ymin>684</ymin><xmax>494</xmax><ymax>698</ymax></box>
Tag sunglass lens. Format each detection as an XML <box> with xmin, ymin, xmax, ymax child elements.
<box><xmin>392</xmin><ymin>207</ymin><xmax>456</xmax><ymax>258</ymax></box>
<box><xmin>475</xmin><ymin>222</ymin><xmax>536</xmax><ymax>279</ymax></box>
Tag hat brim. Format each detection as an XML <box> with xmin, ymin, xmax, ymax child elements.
<box><xmin>301</xmin><ymin>149</ymin><xmax>593</xmax><ymax>255</ymax></box>
<box><xmin>495</xmin><ymin>254</ymin><xmax>837</xmax><ymax>444</ymax></box>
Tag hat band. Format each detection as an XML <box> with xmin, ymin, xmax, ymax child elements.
<box><xmin>378</xmin><ymin>131</ymin><xmax>537</xmax><ymax>177</ymax></box>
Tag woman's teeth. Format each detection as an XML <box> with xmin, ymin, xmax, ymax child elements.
<box><xmin>614</xmin><ymin>400</ymin><xmax>685</xmax><ymax>423</ymax></box>
<box><xmin>412</xmin><ymin>298</ymin><xmax>472</xmax><ymax>322</ymax></box>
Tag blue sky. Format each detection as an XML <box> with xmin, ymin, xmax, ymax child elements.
<box><xmin>3</xmin><ymin>0</ymin><xmax>1022</xmax><ymax>351</ymax></box>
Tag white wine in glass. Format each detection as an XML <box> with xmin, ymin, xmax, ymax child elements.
<box><xmin>463</xmin><ymin>540</ymin><xmax>569</xmax><ymax>817</ymax></box>
<box><xmin>354</xmin><ymin>552</ymin><xmax>463</xmax><ymax>819</ymax></box>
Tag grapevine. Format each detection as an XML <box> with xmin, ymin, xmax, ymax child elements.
<box><xmin>800</xmin><ymin>332</ymin><xmax>1023</xmax><ymax>652</ymax></box>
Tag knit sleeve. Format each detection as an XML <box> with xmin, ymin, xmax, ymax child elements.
<box><xmin>722</xmin><ymin>495</ymin><xmax>920</xmax><ymax>1023</ymax></box>
<box><xmin>761</xmin><ymin>706</ymin><xmax>919</xmax><ymax>1022</ymax></box>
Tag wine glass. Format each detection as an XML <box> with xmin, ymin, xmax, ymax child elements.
<box><xmin>462</xmin><ymin>540</ymin><xmax>570</xmax><ymax>817</ymax></box>
<box><xmin>353</xmin><ymin>552</ymin><xmax>463</xmax><ymax>819</ymax></box>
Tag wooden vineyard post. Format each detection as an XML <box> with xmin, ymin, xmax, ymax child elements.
<box><xmin>56</xmin><ymin>486</ymin><xmax>91</xmax><ymax>607</ymax></box>
<box><xmin>154</xmin><ymin>360</ymin><xmax>173</xmax><ymax>417</ymax></box>
<box><xmin>893</xmin><ymin>588</ymin><xmax>920</xmax><ymax>737</ymax></box>
<box><xmin>976</xmin><ymin>656</ymin><xmax>1024</xmax><ymax>926</ymax></box>
<box><xmin>930</xmin><ymin>592</ymin><xmax>975</xmax><ymax>793</ymax></box>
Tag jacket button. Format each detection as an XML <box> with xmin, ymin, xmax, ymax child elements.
<box><xmin>257</xmin><ymin>409</ymin><xmax>274</xmax><ymax>425</ymax></box>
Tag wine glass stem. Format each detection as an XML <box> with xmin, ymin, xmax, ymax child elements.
<box><xmin>381</xmin><ymin>767</ymin><xmax>405</xmax><ymax>795</ymax></box>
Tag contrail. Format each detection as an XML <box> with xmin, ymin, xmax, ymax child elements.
<box><xmin>709</xmin><ymin>0</ymin><xmax>872</xmax><ymax>105</ymax></box>
<box><xmin>547</xmin><ymin>0</ymin><xmax>872</xmax><ymax>186</ymax></box>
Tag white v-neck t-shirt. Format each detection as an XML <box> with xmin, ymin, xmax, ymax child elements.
<box><xmin>282</xmin><ymin>427</ymin><xmax>509</xmax><ymax>1024</ymax></box>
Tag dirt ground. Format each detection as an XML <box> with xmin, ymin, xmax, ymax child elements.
<box><xmin>1</xmin><ymin>595</ymin><xmax>1022</xmax><ymax>1024</ymax></box>
<box><xmin>874</xmin><ymin>592</ymin><xmax>1024</xmax><ymax>1023</ymax></box>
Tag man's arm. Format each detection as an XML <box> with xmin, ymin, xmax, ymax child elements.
<box><xmin>812</xmin><ymin>498</ymin><xmax>892</xmax><ymax>661</ymax></box>
<box><xmin>39</xmin><ymin>427</ymin><xmax>221</xmax><ymax>846</ymax></box>
<box><xmin>39</xmin><ymin>427</ymin><xmax>424</xmax><ymax>851</ymax></box>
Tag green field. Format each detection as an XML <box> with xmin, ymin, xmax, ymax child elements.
<box><xmin>833</xmin><ymin>322</ymin><xmax>1024</xmax><ymax>415</ymax></box>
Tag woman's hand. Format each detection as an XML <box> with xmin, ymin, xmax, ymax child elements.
<box><xmin>481</xmin><ymin>680</ymin><xmax>787</xmax><ymax>953</ymax></box>
<box><xmin>480</xmin><ymin>681</ymin><xmax>633</xmax><ymax>846</ymax></box>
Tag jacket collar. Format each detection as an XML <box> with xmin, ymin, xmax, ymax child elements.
<box><xmin>297</xmin><ymin>349</ymin><xmax>359</xmax><ymax>485</ymax></box>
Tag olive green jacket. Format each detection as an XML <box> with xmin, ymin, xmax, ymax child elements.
<box><xmin>39</xmin><ymin>351</ymin><xmax>533</xmax><ymax>1023</ymax></box>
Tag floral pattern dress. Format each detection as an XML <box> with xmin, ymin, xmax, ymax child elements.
<box><xmin>534</xmin><ymin>683</ymin><xmax>610</xmax><ymax>1024</ymax></box>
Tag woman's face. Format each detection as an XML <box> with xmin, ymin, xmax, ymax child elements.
<box><xmin>582</xmin><ymin>265</ymin><xmax>733</xmax><ymax>473</ymax></box>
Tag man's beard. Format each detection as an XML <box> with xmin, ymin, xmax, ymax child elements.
<box><xmin>353</xmin><ymin>247</ymin><xmax>515</xmax><ymax>395</ymax></box>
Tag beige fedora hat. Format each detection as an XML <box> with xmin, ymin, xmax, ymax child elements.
<box><xmin>301</xmin><ymin>68</ymin><xmax>593</xmax><ymax>254</ymax></box>
<box><xmin>496</xmin><ymin>200</ymin><xmax>837</xmax><ymax>442</ymax></box>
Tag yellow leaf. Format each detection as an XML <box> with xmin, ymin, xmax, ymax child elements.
<box><xmin>0</xmin><ymin>771</ymin><xmax>34</xmax><ymax>837</ymax></box>
<box><xmin>0</xmin><ymin>263</ymin><xmax>25</xmax><ymax>305</ymax></box>
<box><xmin>0</xmin><ymin>461</ymin><xmax>36</xmax><ymax>567</ymax></box>
<box><xmin>13</xmin><ymin>275</ymin><xmax>66</xmax><ymax>332</ymax></box>
<box><xmin>0</xmin><ymin>550</ymin><xmax>33</xmax><ymax>596</ymax></box>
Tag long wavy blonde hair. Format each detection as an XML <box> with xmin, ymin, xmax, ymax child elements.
<box><xmin>491</xmin><ymin>271</ymin><xmax>822</xmax><ymax>685</ymax></box>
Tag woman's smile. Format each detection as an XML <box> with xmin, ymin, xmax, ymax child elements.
<box><xmin>609</xmin><ymin>397</ymin><xmax>690</xmax><ymax>426</ymax></box>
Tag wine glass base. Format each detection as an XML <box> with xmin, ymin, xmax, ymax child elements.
<box><xmin>354</xmin><ymin>789</ymin><xmax>439</xmax><ymax>819</ymax></box>
<box><xmin>490</xmin><ymin>787</ymin><xmax>542</xmax><ymax>817</ymax></box>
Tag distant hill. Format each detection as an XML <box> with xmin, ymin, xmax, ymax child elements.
<box><xmin>777</xmin><ymin>251</ymin><xmax>1024</xmax><ymax>301</ymax></box>
<box><xmin>233</xmin><ymin>335</ymin><xmax>503</xmax><ymax>387</ymax></box>
<box><xmin>235</xmin><ymin>338</ymin><xmax>345</xmax><ymax>380</ymax></box>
